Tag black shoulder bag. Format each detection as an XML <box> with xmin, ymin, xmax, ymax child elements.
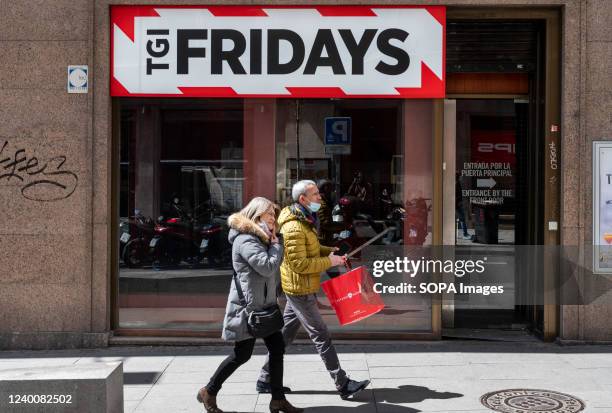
<box><xmin>233</xmin><ymin>271</ymin><xmax>284</xmax><ymax>338</ymax></box>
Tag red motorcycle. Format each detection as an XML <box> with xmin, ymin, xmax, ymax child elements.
<box><xmin>403</xmin><ymin>197</ymin><xmax>431</xmax><ymax>245</ymax></box>
<box><xmin>120</xmin><ymin>211</ymin><xmax>156</xmax><ymax>268</ymax></box>
<box><xmin>149</xmin><ymin>213</ymin><xmax>231</xmax><ymax>268</ymax></box>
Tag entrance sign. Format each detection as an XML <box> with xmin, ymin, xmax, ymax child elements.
<box><xmin>111</xmin><ymin>6</ymin><xmax>445</xmax><ymax>98</ymax></box>
<box><xmin>461</xmin><ymin>128</ymin><xmax>516</xmax><ymax>205</ymax></box>
<box><xmin>593</xmin><ymin>142</ymin><xmax>612</xmax><ymax>273</ymax></box>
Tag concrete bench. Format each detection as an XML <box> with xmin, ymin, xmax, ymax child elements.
<box><xmin>0</xmin><ymin>362</ymin><xmax>123</xmax><ymax>413</ymax></box>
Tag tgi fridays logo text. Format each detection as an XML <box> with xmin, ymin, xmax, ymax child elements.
<box><xmin>111</xmin><ymin>6</ymin><xmax>445</xmax><ymax>98</ymax></box>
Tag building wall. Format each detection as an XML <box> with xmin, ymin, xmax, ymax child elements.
<box><xmin>560</xmin><ymin>0</ymin><xmax>612</xmax><ymax>342</ymax></box>
<box><xmin>0</xmin><ymin>0</ymin><xmax>108</xmax><ymax>349</ymax></box>
<box><xmin>0</xmin><ymin>0</ymin><xmax>609</xmax><ymax>348</ymax></box>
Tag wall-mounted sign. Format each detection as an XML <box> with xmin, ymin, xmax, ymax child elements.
<box><xmin>68</xmin><ymin>65</ymin><xmax>88</xmax><ymax>93</ymax></box>
<box><xmin>593</xmin><ymin>141</ymin><xmax>612</xmax><ymax>273</ymax></box>
<box><xmin>110</xmin><ymin>6</ymin><xmax>445</xmax><ymax>98</ymax></box>
<box><xmin>325</xmin><ymin>117</ymin><xmax>352</xmax><ymax>155</ymax></box>
<box><xmin>325</xmin><ymin>117</ymin><xmax>351</xmax><ymax>144</ymax></box>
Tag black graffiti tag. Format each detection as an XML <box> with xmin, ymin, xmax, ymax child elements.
<box><xmin>0</xmin><ymin>140</ymin><xmax>78</xmax><ymax>202</ymax></box>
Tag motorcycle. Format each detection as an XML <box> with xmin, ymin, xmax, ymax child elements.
<box><xmin>330</xmin><ymin>195</ymin><xmax>392</xmax><ymax>258</ymax></box>
<box><xmin>120</xmin><ymin>210</ymin><xmax>156</xmax><ymax>268</ymax></box>
<box><xmin>404</xmin><ymin>197</ymin><xmax>432</xmax><ymax>245</ymax></box>
<box><xmin>199</xmin><ymin>214</ymin><xmax>232</xmax><ymax>267</ymax></box>
<box><xmin>149</xmin><ymin>211</ymin><xmax>231</xmax><ymax>269</ymax></box>
<box><xmin>379</xmin><ymin>204</ymin><xmax>405</xmax><ymax>245</ymax></box>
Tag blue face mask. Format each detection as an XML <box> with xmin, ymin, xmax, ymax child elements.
<box><xmin>308</xmin><ymin>202</ymin><xmax>321</xmax><ymax>213</ymax></box>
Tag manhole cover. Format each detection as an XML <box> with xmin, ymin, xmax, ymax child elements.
<box><xmin>480</xmin><ymin>389</ymin><xmax>585</xmax><ymax>413</ymax></box>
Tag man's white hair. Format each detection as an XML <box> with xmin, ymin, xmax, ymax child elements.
<box><xmin>292</xmin><ymin>180</ymin><xmax>316</xmax><ymax>202</ymax></box>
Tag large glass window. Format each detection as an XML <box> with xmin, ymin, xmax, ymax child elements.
<box><xmin>118</xmin><ymin>99</ymin><xmax>244</xmax><ymax>331</ymax></box>
<box><xmin>275</xmin><ymin>99</ymin><xmax>433</xmax><ymax>333</ymax></box>
<box><xmin>116</xmin><ymin>98</ymin><xmax>436</xmax><ymax>334</ymax></box>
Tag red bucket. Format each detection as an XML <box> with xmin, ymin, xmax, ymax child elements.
<box><xmin>321</xmin><ymin>266</ymin><xmax>385</xmax><ymax>326</ymax></box>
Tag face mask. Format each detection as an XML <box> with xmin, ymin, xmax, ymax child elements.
<box><xmin>308</xmin><ymin>202</ymin><xmax>321</xmax><ymax>213</ymax></box>
<box><xmin>258</xmin><ymin>221</ymin><xmax>270</xmax><ymax>232</ymax></box>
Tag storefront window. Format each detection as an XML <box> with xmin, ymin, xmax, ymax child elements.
<box><xmin>275</xmin><ymin>99</ymin><xmax>433</xmax><ymax>333</ymax></box>
<box><xmin>117</xmin><ymin>98</ymin><xmax>435</xmax><ymax>333</ymax></box>
<box><xmin>118</xmin><ymin>99</ymin><xmax>244</xmax><ymax>330</ymax></box>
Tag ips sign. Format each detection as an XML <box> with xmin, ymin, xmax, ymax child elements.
<box><xmin>471</xmin><ymin>130</ymin><xmax>516</xmax><ymax>167</ymax></box>
<box><xmin>111</xmin><ymin>6</ymin><xmax>445</xmax><ymax>98</ymax></box>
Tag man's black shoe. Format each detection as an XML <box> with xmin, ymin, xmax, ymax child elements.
<box><xmin>339</xmin><ymin>379</ymin><xmax>370</xmax><ymax>400</ymax></box>
<box><xmin>256</xmin><ymin>380</ymin><xmax>292</xmax><ymax>394</ymax></box>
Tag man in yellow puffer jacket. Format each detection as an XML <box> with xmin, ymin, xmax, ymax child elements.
<box><xmin>257</xmin><ymin>180</ymin><xmax>370</xmax><ymax>400</ymax></box>
<box><xmin>278</xmin><ymin>198</ymin><xmax>336</xmax><ymax>295</ymax></box>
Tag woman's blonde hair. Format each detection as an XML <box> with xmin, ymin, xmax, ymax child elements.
<box><xmin>238</xmin><ymin>197</ymin><xmax>279</xmax><ymax>222</ymax></box>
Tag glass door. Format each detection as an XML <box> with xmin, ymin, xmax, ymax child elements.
<box><xmin>445</xmin><ymin>98</ymin><xmax>535</xmax><ymax>333</ymax></box>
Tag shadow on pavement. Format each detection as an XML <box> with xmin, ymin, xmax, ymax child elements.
<box><xmin>302</xmin><ymin>405</ymin><xmax>421</xmax><ymax>413</ymax></box>
<box><xmin>290</xmin><ymin>385</ymin><xmax>462</xmax><ymax>412</ymax></box>
<box><xmin>123</xmin><ymin>371</ymin><xmax>161</xmax><ymax>385</ymax></box>
<box><xmin>373</xmin><ymin>385</ymin><xmax>463</xmax><ymax>403</ymax></box>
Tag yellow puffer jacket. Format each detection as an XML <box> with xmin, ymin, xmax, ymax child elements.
<box><xmin>278</xmin><ymin>205</ymin><xmax>334</xmax><ymax>295</ymax></box>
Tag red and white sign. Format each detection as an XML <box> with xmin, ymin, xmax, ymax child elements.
<box><xmin>471</xmin><ymin>130</ymin><xmax>517</xmax><ymax>167</ymax></box>
<box><xmin>111</xmin><ymin>6</ymin><xmax>445</xmax><ymax>98</ymax></box>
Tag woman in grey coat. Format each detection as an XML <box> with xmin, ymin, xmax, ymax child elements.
<box><xmin>197</xmin><ymin>197</ymin><xmax>303</xmax><ymax>413</ymax></box>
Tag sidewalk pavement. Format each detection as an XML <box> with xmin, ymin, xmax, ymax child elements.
<box><xmin>1</xmin><ymin>340</ymin><xmax>612</xmax><ymax>412</ymax></box>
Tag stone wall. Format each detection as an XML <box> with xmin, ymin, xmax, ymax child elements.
<box><xmin>560</xmin><ymin>0</ymin><xmax>612</xmax><ymax>342</ymax></box>
<box><xmin>0</xmin><ymin>0</ymin><xmax>108</xmax><ymax>349</ymax></box>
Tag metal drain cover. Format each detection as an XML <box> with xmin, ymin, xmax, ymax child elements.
<box><xmin>480</xmin><ymin>389</ymin><xmax>585</xmax><ymax>413</ymax></box>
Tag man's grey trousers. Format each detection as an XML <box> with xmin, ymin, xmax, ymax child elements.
<box><xmin>258</xmin><ymin>293</ymin><xmax>348</xmax><ymax>389</ymax></box>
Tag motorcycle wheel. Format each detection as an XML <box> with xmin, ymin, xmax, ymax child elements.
<box><xmin>122</xmin><ymin>239</ymin><xmax>146</xmax><ymax>268</ymax></box>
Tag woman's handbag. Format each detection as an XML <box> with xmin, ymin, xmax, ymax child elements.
<box><xmin>233</xmin><ymin>271</ymin><xmax>284</xmax><ymax>338</ymax></box>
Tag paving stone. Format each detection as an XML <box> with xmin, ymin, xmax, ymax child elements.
<box><xmin>0</xmin><ymin>362</ymin><xmax>122</xmax><ymax>413</ymax></box>
<box><xmin>1</xmin><ymin>342</ymin><xmax>611</xmax><ymax>412</ymax></box>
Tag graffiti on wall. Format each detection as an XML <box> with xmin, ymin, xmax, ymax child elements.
<box><xmin>0</xmin><ymin>140</ymin><xmax>78</xmax><ymax>202</ymax></box>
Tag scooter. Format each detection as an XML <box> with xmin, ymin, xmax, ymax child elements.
<box><xmin>404</xmin><ymin>197</ymin><xmax>431</xmax><ymax>245</ymax></box>
<box><xmin>199</xmin><ymin>214</ymin><xmax>232</xmax><ymax>267</ymax></box>
<box><xmin>149</xmin><ymin>213</ymin><xmax>231</xmax><ymax>268</ymax></box>
<box><xmin>326</xmin><ymin>196</ymin><xmax>396</xmax><ymax>281</ymax></box>
<box><xmin>331</xmin><ymin>195</ymin><xmax>390</xmax><ymax>256</ymax></box>
<box><xmin>381</xmin><ymin>205</ymin><xmax>405</xmax><ymax>245</ymax></box>
<box><xmin>120</xmin><ymin>210</ymin><xmax>156</xmax><ymax>268</ymax></box>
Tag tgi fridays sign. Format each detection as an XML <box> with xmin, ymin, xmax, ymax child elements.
<box><xmin>110</xmin><ymin>6</ymin><xmax>445</xmax><ymax>98</ymax></box>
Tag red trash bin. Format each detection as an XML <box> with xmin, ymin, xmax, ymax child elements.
<box><xmin>320</xmin><ymin>266</ymin><xmax>385</xmax><ymax>326</ymax></box>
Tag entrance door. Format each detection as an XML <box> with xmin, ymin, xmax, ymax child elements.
<box><xmin>444</xmin><ymin>98</ymin><xmax>536</xmax><ymax>335</ymax></box>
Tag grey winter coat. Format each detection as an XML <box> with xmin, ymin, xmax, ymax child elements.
<box><xmin>221</xmin><ymin>213</ymin><xmax>284</xmax><ymax>341</ymax></box>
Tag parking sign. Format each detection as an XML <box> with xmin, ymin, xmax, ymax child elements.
<box><xmin>325</xmin><ymin>117</ymin><xmax>352</xmax><ymax>145</ymax></box>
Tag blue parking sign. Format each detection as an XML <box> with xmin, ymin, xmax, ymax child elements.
<box><xmin>325</xmin><ymin>117</ymin><xmax>351</xmax><ymax>145</ymax></box>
